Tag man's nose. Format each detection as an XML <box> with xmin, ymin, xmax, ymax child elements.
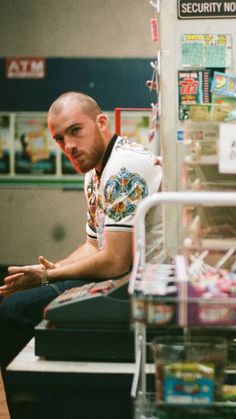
<box><xmin>64</xmin><ymin>135</ymin><xmax>75</xmax><ymax>153</ymax></box>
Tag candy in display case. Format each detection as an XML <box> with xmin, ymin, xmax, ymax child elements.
<box><xmin>176</xmin><ymin>248</ymin><xmax>236</xmax><ymax>327</ymax></box>
<box><xmin>131</xmin><ymin>260</ymin><xmax>177</xmax><ymax>326</ymax></box>
<box><xmin>183</xmin><ymin>205</ymin><xmax>236</xmax><ymax>248</ymax></box>
<box><xmin>182</xmin><ymin>163</ymin><xmax>236</xmax><ymax>191</ymax></box>
<box><xmin>152</xmin><ymin>335</ymin><xmax>227</xmax><ymax>404</ymax></box>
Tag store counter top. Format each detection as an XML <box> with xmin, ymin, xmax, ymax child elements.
<box><xmin>6</xmin><ymin>338</ymin><xmax>135</xmax><ymax>419</ymax></box>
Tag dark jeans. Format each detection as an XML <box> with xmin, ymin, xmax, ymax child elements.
<box><xmin>0</xmin><ymin>279</ymin><xmax>87</xmax><ymax>413</ymax></box>
<box><xmin>0</xmin><ymin>280</ymin><xmax>88</xmax><ymax>370</ymax></box>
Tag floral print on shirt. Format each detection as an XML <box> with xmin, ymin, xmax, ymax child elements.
<box><xmin>104</xmin><ymin>167</ymin><xmax>148</xmax><ymax>222</ymax></box>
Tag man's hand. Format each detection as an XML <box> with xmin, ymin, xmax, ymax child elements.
<box><xmin>38</xmin><ymin>256</ymin><xmax>56</xmax><ymax>270</ymax></box>
<box><xmin>0</xmin><ymin>256</ymin><xmax>56</xmax><ymax>298</ymax></box>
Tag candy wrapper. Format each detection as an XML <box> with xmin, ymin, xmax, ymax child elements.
<box><xmin>176</xmin><ymin>249</ymin><xmax>236</xmax><ymax>326</ymax></box>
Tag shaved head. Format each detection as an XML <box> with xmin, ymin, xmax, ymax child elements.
<box><xmin>48</xmin><ymin>92</ymin><xmax>102</xmax><ymax>121</ymax></box>
<box><xmin>47</xmin><ymin>91</ymin><xmax>113</xmax><ymax>174</ymax></box>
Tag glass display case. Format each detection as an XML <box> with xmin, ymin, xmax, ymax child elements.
<box><xmin>129</xmin><ymin>192</ymin><xmax>236</xmax><ymax>419</ymax></box>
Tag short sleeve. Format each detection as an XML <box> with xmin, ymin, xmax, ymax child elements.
<box><xmin>103</xmin><ymin>166</ymin><xmax>149</xmax><ymax>231</ymax></box>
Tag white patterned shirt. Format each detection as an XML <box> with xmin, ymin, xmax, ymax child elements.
<box><xmin>84</xmin><ymin>135</ymin><xmax>163</xmax><ymax>256</ymax></box>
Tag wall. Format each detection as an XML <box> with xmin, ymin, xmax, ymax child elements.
<box><xmin>0</xmin><ymin>0</ymin><xmax>156</xmax><ymax>265</ymax></box>
<box><xmin>0</xmin><ymin>189</ymin><xmax>87</xmax><ymax>265</ymax></box>
<box><xmin>0</xmin><ymin>58</ymin><xmax>156</xmax><ymax>111</ymax></box>
<box><xmin>0</xmin><ymin>0</ymin><xmax>155</xmax><ymax>58</ymax></box>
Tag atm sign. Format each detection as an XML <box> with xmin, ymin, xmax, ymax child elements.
<box><xmin>5</xmin><ymin>58</ymin><xmax>46</xmax><ymax>79</ymax></box>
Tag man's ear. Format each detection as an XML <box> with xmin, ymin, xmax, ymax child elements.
<box><xmin>96</xmin><ymin>113</ymin><xmax>109</xmax><ymax>131</ymax></box>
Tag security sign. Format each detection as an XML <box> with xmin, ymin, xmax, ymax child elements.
<box><xmin>178</xmin><ymin>0</ymin><xmax>236</xmax><ymax>19</ymax></box>
<box><xmin>5</xmin><ymin>57</ymin><xmax>46</xmax><ymax>79</ymax></box>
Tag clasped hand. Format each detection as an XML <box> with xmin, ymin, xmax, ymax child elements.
<box><xmin>0</xmin><ymin>256</ymin><xmax>55</xmax><ymax>298</ymax></box>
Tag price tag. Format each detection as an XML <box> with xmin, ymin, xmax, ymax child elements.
<box><xmin>218</xmin><ymin>123</ymin><xmax>236</xmax><ymax>173</ymax></box>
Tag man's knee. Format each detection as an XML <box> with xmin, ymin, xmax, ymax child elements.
<box><xmin>0</xmin><ymin>293</ymin><xmax>27</xmax><ymax>332</ymax></box>
<box><xmin>0</xmin><ymin>294</ymin><xmax>17</xmax><ymax>323</ymax></box>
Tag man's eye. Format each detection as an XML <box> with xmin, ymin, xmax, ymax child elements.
<box><xmin>71</xmin><ymin>127</ymin><xmax>80</xmax><ymax>135</ymax></box>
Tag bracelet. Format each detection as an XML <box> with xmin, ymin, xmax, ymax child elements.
<box><xmin>41</xmin><ymin>268</ymin><xmax>50</xmax><ymax>286</ymax></box>
<box><xmin>109</xmin><ymin>279</ymin><xmax>116</xmax><ymax>289</ymax></box>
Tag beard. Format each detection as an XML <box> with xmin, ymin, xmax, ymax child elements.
<box><xmin>69</xmin><ymin>127</ymin><xmax>105</xmax><ymax>174</ymax></box>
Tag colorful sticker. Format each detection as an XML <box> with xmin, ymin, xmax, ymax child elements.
<box><xmin>211</xmin><ymin>71</ymin><xmax>236</xmax><ymax>98</ymax></box>
<box><xmin>178</xmin><ymin>70</ymin><xmax>212</xmax><ymax>120</ymax></box>
<box><xmin>163</xmin><ymin>362</ymin><xmax>215</xmax><ymax>404</ymax></box>
<box><xmin>181</xmin><ymin>34</ymin><xmax>232</xmax><ymax>68</ymax></box>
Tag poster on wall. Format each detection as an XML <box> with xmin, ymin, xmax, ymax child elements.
<box><xmin>14</xmin><ymin>114</ymin><xmax>56</xmax><ymax>175</ymax></box>
<box><xmin>181</xmin><ymin>34</ymin><xmax>232</xmax><ymax>68</ymax></box>
<box><xmin>114</xmin><ymin>108</ymin><xmax>159</xmax><ymax>154</ymax></box>
<box><xmin>0</xmin><ymin>111</ymin><xmax>116</xmax><ymax>181</ymax></box>
<box><xmin>0</xmin><ymin>114</ymin><xmax>11</xmax><ymax>174</ymax></box>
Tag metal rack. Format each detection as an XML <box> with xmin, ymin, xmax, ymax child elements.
<box><xmin>129</xmin><ymin>191</ymin><xmax>236</xmax><ymax>412</ymax></box>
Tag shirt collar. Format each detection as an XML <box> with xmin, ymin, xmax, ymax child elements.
<box><xmin>99</xmin><ymin>133</ymin><xmax>118</xmax><ymax>174</ymax></box>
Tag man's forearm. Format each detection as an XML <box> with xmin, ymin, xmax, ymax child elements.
<box><xmin>55</xmin><ymin>240</ymin><xmax>98</xmax><ymax>268</ymax></box>
<box><xmin>48</xmin><ymin>247</ymin><xmax>131</xmax><ymax>283</ymax></box>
